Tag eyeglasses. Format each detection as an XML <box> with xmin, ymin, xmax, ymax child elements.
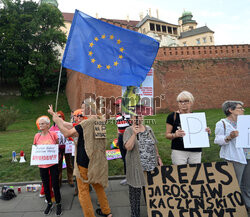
<box><xmin>77</xmin><ymin>115</ymin><xmax>83</xmax><ymax>117</ymax></box>
<box><xmin>178</xmin><ymin>100</ymin><xmax>190</xmax><ymax>104</ymax></box>
<box><xmin>235</xmin><ymin>107</ymin><xmax>244</xmax><ymax>111</ymax></box>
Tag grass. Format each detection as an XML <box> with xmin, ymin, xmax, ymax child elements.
<box><xmin>0</xmin><ymin>94</ymin><xmax>249</xmax><ymax>183</ymax></box>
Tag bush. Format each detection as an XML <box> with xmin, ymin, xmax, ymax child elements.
<box><xmin>0</xmin><ymin>105</ymin><xmax>19</xmax><ymax>131</ymax></box>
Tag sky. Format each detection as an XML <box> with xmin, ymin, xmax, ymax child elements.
<box><xmin>39</xmin><ymin>0</ymin><xmax>250</xmax><ymax>45</ymax></box>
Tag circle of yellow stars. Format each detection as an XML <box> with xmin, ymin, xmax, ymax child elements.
<box><xmin>88</xmin><ymin>34</ymin><xmax>125</xmax><ymax>70</ymax></box>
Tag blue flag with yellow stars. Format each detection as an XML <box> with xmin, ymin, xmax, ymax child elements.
<box><xmin>62</xmin><ymin>10</ymin><xmax>159</xmax><ymax>86</ymax></box>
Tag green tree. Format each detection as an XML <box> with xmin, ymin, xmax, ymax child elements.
<box><xmin>0</xmin><ymin>0</ymin><xmax>66</xmax><ymax>97</ymax></box>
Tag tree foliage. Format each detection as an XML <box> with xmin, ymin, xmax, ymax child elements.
<box><xmin>0</xmin><ymin>0</ymin><xmax>67</xmax><ymax>97</ymax></box>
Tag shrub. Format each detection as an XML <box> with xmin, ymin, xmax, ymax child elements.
<box><xmin>0</xmin><ymin>105</ymin><xmax>19</xmax><ymax>131</ymax></box>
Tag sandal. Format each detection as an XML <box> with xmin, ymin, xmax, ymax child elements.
<box><xmin>96</xmin><ymin>208</ymin><xmax>112</xmax><ymax>217</ymax></box>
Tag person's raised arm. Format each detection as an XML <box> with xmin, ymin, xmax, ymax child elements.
<box><xmin>48</xmin><ymin>105</ymin><xmax>77</xmax><ymax>138</ymax></box>
<box><xmin>48</xmin><ymin>104</ymin><xmax>74</xmax><ymax>129</ymax></box>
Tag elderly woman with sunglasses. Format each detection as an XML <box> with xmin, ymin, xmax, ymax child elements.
<box><xmin>214</xmin><ymin>101</ymin><xmax>250</xmax><ymax>212</ymax></box>
<box><xmin>166</xmin><ymin>91</ymin><xmax>211</xmax><ymax>165</ymax></box>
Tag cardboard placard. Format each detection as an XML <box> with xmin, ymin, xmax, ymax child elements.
<box><xmin>94</xmin><ymin>120</ymin><xmax>106</xmax><ymax>138</ymax></box>
<box><xmin>30</xmin><ymin>144</ymin><xmax>58</xmax><ymax>165</ymax></box>
<box><xmin>180</xmin><ymin>112</ymin><xmax>210</xmax><ymax>148</ymax></box>
<box><xmin>236</xmin><ymin>115</ymin><xmax>250</xmax><ymax>148</ymax></box>
<box><xmin>145</xmin><ymin>162</ymin><xmax>247</xmax><ymax>217</ymax></box>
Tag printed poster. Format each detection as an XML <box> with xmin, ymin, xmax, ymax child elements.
<box><xmin>122</xmin><ymin>68</ymin><xmax>154</xmax><ymax>115</ymax></box>
<box><xmin>30</xmin><ymin>144</ymin><xmax>58</xmax><ymax>165</ymax></box>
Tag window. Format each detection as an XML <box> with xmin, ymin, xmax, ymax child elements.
<box><xmin>189</xmin><ymin>26</ymin><xmax>193</xmax><ymax>30</ymax></box>
<box><xmin>156</xmin><ymin>24</ymin><xmax>161</xmax><ymax>32</ymax></box>
<box><xmin>210</xmin><ymin>36</ymin><xmax>213</xmax><ymax>42</ymax></box>
<box><xmin>143</xmin><ymin>28</ymin><xmax>146</xmax><ymax>34</ymax></box>
<box><xmin>196</xmin><ymin>38</ymin><xmax>200</xmax><ymax>45</ymax></box>
<box><xmin>183</xmin><ymin>42</ymin><xmax>187</xmax><ymax>46</ymax></box>
<box><xmin>150</xmin><ymin>23</ymin><xmax>155</xmax><ymax>31</ymax></box>
<box><xmin>162</xmin><ymin>25</ymin><xmax>166</xmax><ymax>32</ymax></box>
<box><xmin>203</xmin><ymin>37</ymin><xmax>207</xmax><ymax>43</ymax></box>
<box><xmin>173</xmin><ymin>27</ymin><xmax>177</xmax><ymax>35</ymax></box>
<box><xmin>167</xmin><ymin>26</ymin><xmax>172</xmax><ymax>34</ymax></box>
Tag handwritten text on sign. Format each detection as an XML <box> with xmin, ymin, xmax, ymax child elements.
<box><xmin>65</xmin><ymin>141</ymin><xmax>73</xmax><ymax>154</ymax></box>
<box><xmin>180</xmin><ymin>112</ymin><xmax>210</xmax><ymax>148</ymax></box>
<box><xmin>94</xmin><ymin>120</ymin><xmax>106</xmax><ymax>138</ymax></box>
<box><xmin>30</xmin><ymin>144</ymin><xmax>58</xmax><ymax>165</ymax></box>
<box><xmin>145</xmin><ymin>162</ymin><xmax>247</xmax><ymax>217</ymax></box>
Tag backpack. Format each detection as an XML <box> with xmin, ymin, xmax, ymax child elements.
<box><xmin>1</xmin><ymin>186</ymin><xmax>16</xmax><ymax>200</ymax></box>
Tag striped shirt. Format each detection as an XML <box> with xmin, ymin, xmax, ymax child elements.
<box><xmin>116</xmin><ymin>113</ymin><xmax>131</xmax><ymax>134</ymax></box>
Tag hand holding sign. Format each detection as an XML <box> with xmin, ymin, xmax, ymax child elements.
<box><xmin>175</xmin><ymin>128</ymin><xmax>185</xmax><ymax>138</ymax></box>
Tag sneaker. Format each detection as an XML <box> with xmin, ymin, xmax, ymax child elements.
<box><xmin>44</xmin><ymin>202</ymin><xmax>53</xmax><ymax>215</ymax></box>
<box><xmin>56</xmin><ymin>203</ymin><xmax>62</xmax><ymax>216</ymax></box>
<box><xmin>39</xmin><ymin>193</ymin><xmax>45</xmax><ymax>198</ymax></box>
<box><xmin>120</xmin><ymin>179</ymin><xmax>127</xmax><ymax>185</ymax></box>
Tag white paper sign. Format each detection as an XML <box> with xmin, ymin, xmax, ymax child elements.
<box><xmin>236</xmin><ymin>115</ymin><xmax>250</xmax><ymax>148</ymax></box>
<box><xmin>71</xmin><ymin>144</ymin><xmax>75</xmax><ymax>156</ymax></box>
<box><xmin>65</xmin><ymin>141</ymin><xmax>73</xmax><ymax>154</ymax></box>
<box><xmin>30</xmin><ymin>144</ymin><xmax>58</xmax><ymax>165</ymax></box>
<box><xmin>180</xmin><ymin>112</ymin><xmax>210</xmax><ymax>148</ymax></box>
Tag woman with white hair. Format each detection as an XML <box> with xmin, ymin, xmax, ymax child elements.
<box><xmin>33</xmin><ymin>116</ymin><xmax>62</xmax><ymax>216</ymax></box>
<box><xmin>165</xmin><ymin>91</ymin><xmax>211</xmax><ymax>165</ymax></box>
<box><xmin>214</xmin><ymin>100</ymin><xmax>250</xmax><ymax>213</ymax></box>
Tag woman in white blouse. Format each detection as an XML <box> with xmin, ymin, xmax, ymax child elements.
<box><xmin>214</xmin><ymin>100</ymin><xmax>250</xmax><ymax>213</ymax></box>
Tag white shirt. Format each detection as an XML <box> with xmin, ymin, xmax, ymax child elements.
<box><xmin>214</xmin><ymin>118</ymin><xmax>247</xmax><ymax>164</ymax></box>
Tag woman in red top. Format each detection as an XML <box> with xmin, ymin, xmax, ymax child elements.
<box><xmin>33</xmin><ymin>116</ymin><xmax>62</xmax><ymax>216</ymax></box>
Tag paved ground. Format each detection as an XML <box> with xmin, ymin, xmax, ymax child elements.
<box><xmin>0</xmin><ymin>178</ymin><xmax>147</xmax><ymax>217</ymax></box>
<box><xmin>0</xmin><ymin>178</ymin><xmax>249</xmax><ymax>217</ymax></box>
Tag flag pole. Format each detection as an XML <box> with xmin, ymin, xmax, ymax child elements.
<box><xmin>55</xmin><ymin>65</ymin><xmax>63</xmax><ymax>112</ymax></box>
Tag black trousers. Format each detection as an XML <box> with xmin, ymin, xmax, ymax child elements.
<box><xmin>118</xmin><ymin>133</ymin><xmax>127</xmax><ymax>175</ymax></box>
<box><xmin>40</xmin><ymin>164</ymin><xmax>61</xmax><ymax>204</ymax></box>
<box><xmin>129</xmin><ymin>186</ymin><xmax>146</xmax><ymax>217</ymax></box>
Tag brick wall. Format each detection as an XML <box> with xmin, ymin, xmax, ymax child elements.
<box><xmin>153</xmin><ymin>57</ymin><xmax>250</xmax><ymax>111</ymax></box>
<box><xmin>65</xmin><ymin>44</ymin><xmax>250</xmax><ymax>111</ymax></box>
<box><xmin>156</xmin><ymin>44</ymin><xmax>249</xmax><ymax>61</ymax></box>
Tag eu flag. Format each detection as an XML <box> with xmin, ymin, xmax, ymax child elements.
<box><xmin>62</xmin><ymin>10</ymin><xmax>159</xmax><ymax>86</ymax></box>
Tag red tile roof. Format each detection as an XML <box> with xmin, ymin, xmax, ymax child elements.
<box><xmin>101</xmin><ymin>18</ymin><xmax>139</xmax><ymax>27</ymax></box>
<box><xmin>62</xmin><ymin>12</ymin><xmax>74</xmax><ymax>22</ymax></box>
<box><xmin>62</xmin><ymin>12</ymin><xmax>140</xmax><ymax>28</ymax></box>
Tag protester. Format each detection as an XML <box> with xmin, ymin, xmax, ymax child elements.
<box><xmin>123</xmin><ymin>114</ymin><xmax>163</xmax><ymax>217</ymax></box>
<box><xmin>48</xmin><ymin>99</ymin><xmax>112</xmax><ymax>217</ymax></box>
<box><xmin>71</xmin><ymin>108</ymin><xmax>88</xmax><ymax>196</ymax></box>
<box><xmin>165</xmin><ymin>91</ymin><xmax>211</xmax><ymax>165</ymax></box>
<box><xmin>33</xmin><ymin>116</ymin><xmax>62</xmax><ymax>216</ymax></box>
<box><xmin>36</xmin><ymin>116</ymin><xmax>55</xmax><ymax>201</ymax></box>
<box><xmin>50</xmin><ymin>111</ymin><xmax>74</xmax><ymax>188</ymax></box>
<box><xmin>115</xmin><ymin>98</ymin><xmax>131</xmax><ymax>185</ymax></box>
<box><xmin>214</xmin><ymin>100</ymin><xmax>250</xmax><ymax>212</ymax></box>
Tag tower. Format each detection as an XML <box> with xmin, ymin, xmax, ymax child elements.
<box><xmin>39</xmin><ymin>0</ymin><xmax>58</xmax><ymax>8</ymax></box>
<box><xmin>178</xmin><ymin>11</ymin><xmax>197</xmax><ymax>33</ymax></box>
